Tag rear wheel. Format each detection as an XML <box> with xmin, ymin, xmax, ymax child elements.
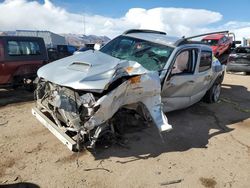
<box><xmin>204</xmin><ymin>82</ymin><xmax>221</xmax><ymax>103</ymax></box>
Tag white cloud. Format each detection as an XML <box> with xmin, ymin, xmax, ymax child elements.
<box><xmin>0</xmin><ymin>0</ymin><xmax>250</xmax><ymax>41</ymax></box>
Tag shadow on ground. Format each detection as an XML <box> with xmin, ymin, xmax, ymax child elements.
<box><xmin>0</xmin><ymin>182</ymin><xmax>39</xmax><ymax>188</ymax></box>
<box><xmin>90</xmin><ymin>83</ymin><xmax>250</xmax><ymax>162</ymax></box>
<box><xmin>0</xmin><ymin>88</ymin><xmax>34</xmax><ymax>107</ymax></box>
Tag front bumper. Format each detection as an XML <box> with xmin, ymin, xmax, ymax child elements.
<box><xmin>32</xmin><ymin>107</ymin><xmax>77</xmax><ymax>151</ymax></box>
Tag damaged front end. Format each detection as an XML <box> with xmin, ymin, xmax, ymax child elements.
<box><xmin>32</xmin><ymin>51</ymin><xmax>172</xmax><ymax>151</ymax></box>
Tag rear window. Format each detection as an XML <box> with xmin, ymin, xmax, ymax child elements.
<box><xmin>199</xmin><ymin>51</ymin><xmax>212</xmax><ymax>72</ymax></box>
<box><xmin>8</xmin><ymin>40</ymin><xmax>41</xmax><ymax>56</ymax></box>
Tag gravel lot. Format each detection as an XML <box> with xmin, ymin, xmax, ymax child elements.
<box><xmin>0</xmin><ymin>73</ymin><xmax>250</xmax><ymax>188</ymax></box>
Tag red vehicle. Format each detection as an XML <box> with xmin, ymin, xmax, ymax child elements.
<box><xmin>0</xmin><ymin>36</ymin><xmax>48</xmax><ymax>88</ymax></box>
<box><xmin>202</xmin><ymin>34</ymin><xmax>233</xmax><ymax>57</ymax></box>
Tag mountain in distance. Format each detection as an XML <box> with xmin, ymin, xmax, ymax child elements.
<box><xmin>61</xmin><ymin>33</ymin><xmax>110</xmax><ymax>46</ymax></box>
<box><xmin>0</xmin><ymin>30</ymin><xmax>111</xmax><ymax>47</ymax></box>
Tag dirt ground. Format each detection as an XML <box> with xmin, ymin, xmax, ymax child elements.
<box><xmin>0</xmin><ymin>73</ymin><xmax>250</xmax><ymax>188</ymax></box>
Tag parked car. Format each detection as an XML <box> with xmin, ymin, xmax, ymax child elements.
<box><xmin>227</xmin><ymin>46</ymin><xmax>250</xmax><ymax>75</ymax></box>
<box><xmin>202</xmin><ymin>33</ymin><xmax>233</xmax><ymax>57</ymax></box>
<box><xmin>73</xmin><ymin>46</ymin><xmax>92</xmax><ymax>55</ymax></box>
<box><xmin>0</xmin><ymin>36</ymin><xmax>48</xmax><ymax>89</ymax></box>
<box><xmin>73</xmin><ymin>43</ymin><xmax>104</xmax><ymax>55</ymax></box>
<box><xmin>32</xmin><ymin>29</ymin><xmax>225</xmax><ymax>151</ymax></box>
<box><xmin>47</xmin><ymin>45</ymin><xmax>77</xmax><ymax>62</ymax></box>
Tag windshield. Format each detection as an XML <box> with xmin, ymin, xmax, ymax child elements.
<box><xmin>202</xmin><ymin>39</ymin><xmax>219</xmax><ymax>46</ymax></box>
<box><xmin>100</xmin><ymin>36</ymin><xmax>174</xmax><ymax>71</ymax></box>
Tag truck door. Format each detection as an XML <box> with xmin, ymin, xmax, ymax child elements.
<box><xmin>161</xmin><ymin>48</ymin><xmax>198</xmax><ymax>112</ymax></box>
<box><xmin>189</xmin><ymin>50</ymin><xmax>213</xmax><ymax>104</ymax></box>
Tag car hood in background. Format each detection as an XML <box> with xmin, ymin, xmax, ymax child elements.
<box><xmin>37</xmin><ymin>50</ymin><xmax>148</xmax><ymax>91</ymax></box>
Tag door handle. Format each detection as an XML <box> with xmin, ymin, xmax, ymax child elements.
<box><xmin>187</xmin><ymin>80</ymin><xmax>194</xmax><ymax>83</ymax></box>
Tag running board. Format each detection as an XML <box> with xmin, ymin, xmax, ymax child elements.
<box><xmin>32</xmin><ymin>107</ymin><xmax>77</xmax><ymax>151</ymax></box>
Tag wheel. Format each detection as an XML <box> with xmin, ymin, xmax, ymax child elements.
<box><xmin>204</xmin><ymin>82</ymin><xmax>221</xmax><ymax>103</ymax></box>
<box><xmin>245</xmin><ymin>72</ymin><xmax>250</xmax><ymax>75</ymax></box>
<box><xmin>24</xmin><ymin>79</ymin><xmax>35</xmax><ymax>92</ymax></box>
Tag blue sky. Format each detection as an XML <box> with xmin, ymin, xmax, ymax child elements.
<box><xmin>0</xmin><ymin>0</ymin><xmax>249</xmax><ymax>39</ymax></box>
<box><xmin>50</xmin><ymin>0</ymin><xmax>249</xmax><ymax>23</ymax></box>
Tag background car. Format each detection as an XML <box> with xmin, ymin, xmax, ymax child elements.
<box><xmin>202</xmin><ymin>33</ymin><xmax>233</xmax><ymax>58</ymax></box>
<box><xmin>0</xmin><ymin>36</ymin><xmax>48</xmax><ymax>89</ymax></box>
<box><xmin>73</xmin><ymin>46</ymin><xmax>92</xmax><ymax>55</ymax></box>
<box><xmin>47</xmin><ymin>45</ymin><xmax>78</xmax><ymax>62</ymax></box>
<box><xmin>227</xmin><ymin>46</ymin><xmax>250</xmax><ymax>75</ymax></box>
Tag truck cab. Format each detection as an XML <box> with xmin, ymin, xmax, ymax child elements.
<box><xmin>202</xmin><ymin>33</ymin><xmax>233</xmax><ymax>57</ymax></box>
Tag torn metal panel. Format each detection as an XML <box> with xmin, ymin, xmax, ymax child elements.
<box><xmin>83</xmin><ymin>72</ymin><xmax>172</xmax><ymax>133</ymax></box>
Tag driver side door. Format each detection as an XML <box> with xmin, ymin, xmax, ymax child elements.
<box><xmin>161</xmin><ymin>48</ymin><xmax>198</xmax><ymax>112</ymax></box>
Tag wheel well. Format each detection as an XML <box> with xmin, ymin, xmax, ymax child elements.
<box><xmin>217</xmin><ymin>71</ymin><xmax>225</xmax><ymax>83</ymax></box>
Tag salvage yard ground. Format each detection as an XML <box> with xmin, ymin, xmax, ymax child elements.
<box><xmin>0</xmin><ymin>73</ymin><xmax>250</xmax><ymax>188</ymax></box>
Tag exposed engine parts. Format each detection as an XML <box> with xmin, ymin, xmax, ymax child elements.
<box><xmin>34</xmin><ymin>73</ymin><xmax>172</xmax><ymax>151</ymax></box>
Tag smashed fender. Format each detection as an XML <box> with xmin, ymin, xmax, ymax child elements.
<box><xmin>83</xmin><ymin>72</ymin><xmax>172</xmax><ymax>133</ymax></box>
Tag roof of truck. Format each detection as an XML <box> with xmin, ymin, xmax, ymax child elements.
<box><xmin>121</xmin><ymin>29</ymin><xmax>220</xmax><ymax>49</ymax></box>
<box><xmin>123</xmin><ymin>32</ymin><xmax>179</xmax><ymax>47</ymax></box>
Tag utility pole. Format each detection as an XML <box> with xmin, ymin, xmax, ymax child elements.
<box><xmin>83</xmin><ymin>13</ymin><xmax>86</xmax><ymax>36</ymax></box>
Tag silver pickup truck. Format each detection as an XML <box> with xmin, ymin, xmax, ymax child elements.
<box><xmin>32</xmin><ymin>29</ymin><xmax>225</xmax><ymax>151</ymax></box>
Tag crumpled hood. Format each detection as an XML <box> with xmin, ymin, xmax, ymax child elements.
<box><xmin>38</xmin><ymin>50</ymin><xmax>148</xmax><ymax>91</ymax></box>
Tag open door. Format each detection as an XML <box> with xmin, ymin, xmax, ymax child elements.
<box><xmin>161</xmin><ymin>48</ymin><xmax>198</xmax><ymax>112</ymax></box>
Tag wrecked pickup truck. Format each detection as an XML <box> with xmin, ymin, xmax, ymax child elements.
<box><xmin>32</xmin><ymin>29</ymin><xmax>225</xmax><ymax>151</ymax></box>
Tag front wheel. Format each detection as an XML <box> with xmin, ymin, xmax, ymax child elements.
<box><xmin>204</xmin><ymin>82</ymin><xmax>221</xmax><ymax>103</ymax></box>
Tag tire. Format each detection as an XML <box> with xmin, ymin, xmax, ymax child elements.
<box><xmin>24</xmin><ymin>83</ymin><xmax>35</xmax><ymax>92</ymax></box>
<box><xmin>204</xmin><ymin>81</ymin><xmax>221</xmax><ymax>103</ymax></box>
<box><xmin>245</xmin><ymin>72</ymin><xmax>250</xmax><ymax>75</ymax></box>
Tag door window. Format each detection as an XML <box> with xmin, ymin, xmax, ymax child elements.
<box><xmin>171</xmin><ymin>49</ymin><xmax>197</xmax><ymax>75</ymax></box>
<box><xmin>199</xmin><ymin>51</ymin><xmax>212</xmax><ymax>72</ymax></box>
